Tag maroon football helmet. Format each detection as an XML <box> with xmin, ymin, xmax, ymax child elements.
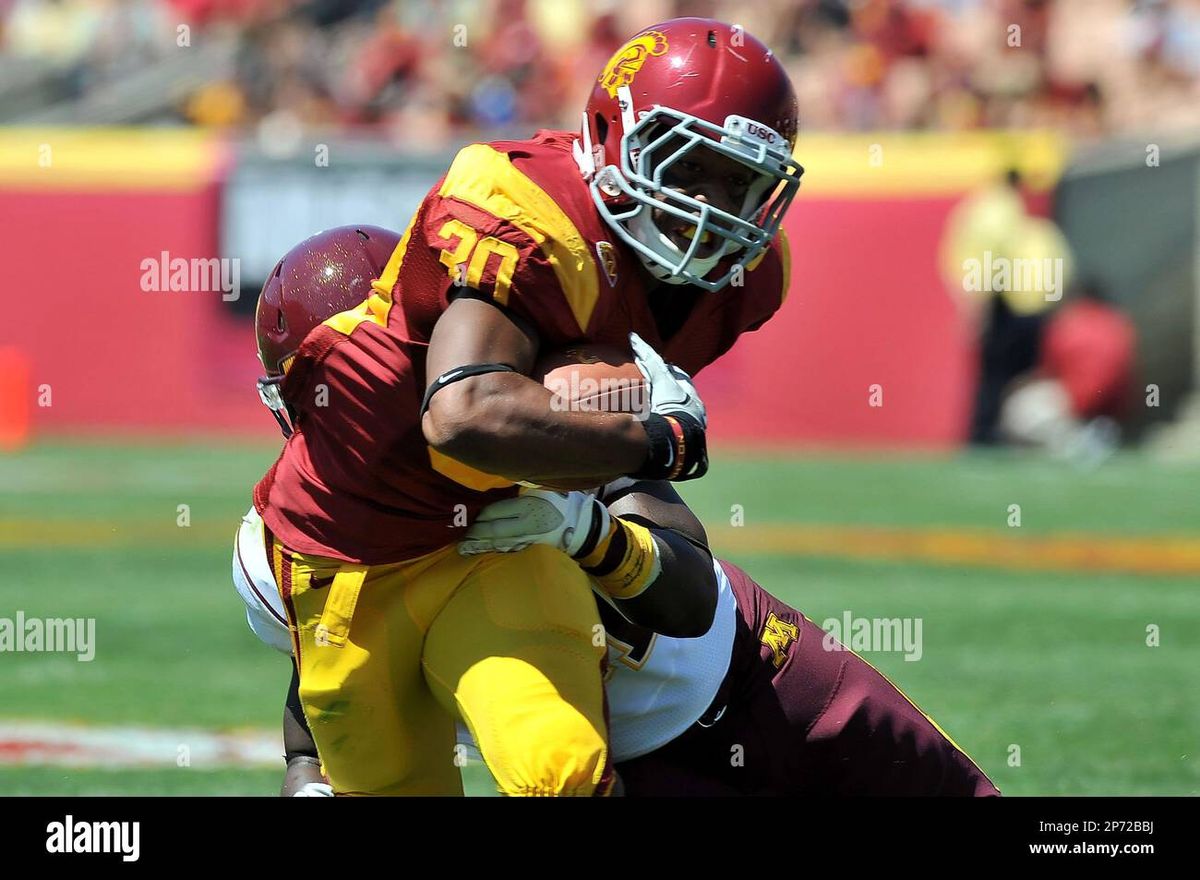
<box><xmin>575</xmin><ymin>18</ymin><xmax>802</xmax><ymax>291</ymax></box>
<box><xmin>254</xmin><ymin>224</ymin><xmax>401</xmax><ymax>437</ymax></box>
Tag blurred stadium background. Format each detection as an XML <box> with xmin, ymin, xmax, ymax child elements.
<box><xmin>0</xmin><ymin>0</ymin><xmax>1198</xmax><ymax>795</ymax></box>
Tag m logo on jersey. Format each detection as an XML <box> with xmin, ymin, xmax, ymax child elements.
<box><xmin>606</xmin><ymin>629</ymin><xmax>657</xmax><ymax>676</ymax></box>
<box><xmin>760</xmin><ymin>612</ymin><xmax>799</xmax><ymax>668</ymax></box>
<box><xmin>600</xmin><ymin>31</ymin><xmax>668</xmax><ymax>98</ymax></box>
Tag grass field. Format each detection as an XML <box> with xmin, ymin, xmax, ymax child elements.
<box><xmin>1</xmin><ymin>441</ymin><xmax>1197</xmax><ymax>795</ymax></box>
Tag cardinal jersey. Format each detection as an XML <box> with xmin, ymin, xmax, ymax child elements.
<box><xmin>255</xmin><ymin>129</ymin><xmax>791</xmax><ymax>565</ymax></box>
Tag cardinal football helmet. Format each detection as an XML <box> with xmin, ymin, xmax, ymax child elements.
<box><xmin>576</xmin><ymin>18</ymin><xmax>803</xmax><ymax>292</ymax></box>
<box><xmin>254</xmin><ymin>224</ymin><xmax>401</xmax><ymax>437</ymax></box>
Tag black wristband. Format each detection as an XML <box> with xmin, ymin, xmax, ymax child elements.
<box><xmin>581</xmin><ymin>521</ymin><xmax>629</xmax><ymax>577</ymax></box>
<box><xmin>671</xmin><ymin>412</ymin><xmax>709</xmax><ymax>481</ymax></box>
<box><xmin>570</xmin><ymin>499</ymin><xmax>608</xmax><ymax>560</ymax></box>
<box><xmin>630</xmin><ymin>414</ymin><xmax>676</xmax><ymax>481</ymax></box>
<box><xmin>631</xmin><ymin>413</ymin><xmax>709</xmax><ymax>482</ymax></box>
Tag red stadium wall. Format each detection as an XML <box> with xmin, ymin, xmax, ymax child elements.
<box><xmin>0</xmin><ymin>130</ymin><xmax>1065</xmax><ymax>449</ymax></box>
<box><xmin>696</xmin><ymin>132</ymin><xmax>1064</xmax><ymax>449</ymax></box>
<box><xmin>0</xmin><ymin>130</ymin><xmax>264</xmax><ymax>438</ymax></box>
<box><xmin>699</xmin><ymin>195</ymin><xmax>976</xmax><ymax>448</ymax></box>
<box><xmin>0</xmin><ymin>185</ymin><xmax>268</xmax><ymax>434</ymax></box>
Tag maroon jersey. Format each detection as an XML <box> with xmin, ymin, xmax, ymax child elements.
<box><xmin>255</xmin><ymin>130</ymin><xmax>789</xmax><ymax>564</ymax></box>
<box><xmin>616</xmin><ymin>561</ymin><xmax>1001</xmax><ymax>796</ymax></box>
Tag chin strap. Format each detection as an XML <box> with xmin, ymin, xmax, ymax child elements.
<box><xmin>573</xmin><ymin>112</ymin><xmax>596</xmax><ymax>179</ymax></box>
<box><xmin>257</xmin><ymin>375</ymin><xmax>295</xmax><ymax>439</ymax></box>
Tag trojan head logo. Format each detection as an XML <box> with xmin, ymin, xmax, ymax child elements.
<box><xmin>596</xmin><ymin>241</ymin><xmax>619</xmax><ymax>287</ymax></box>
<box><xmin>600</xmin><ymin>31</ymin><xmax>669</xmax><ymax>98</ymax></box>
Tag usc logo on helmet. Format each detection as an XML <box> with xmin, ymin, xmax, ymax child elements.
<box><xmin>600</xmin><ymin>31</ymin><xmax>669</xmax><ymax>98</ymax></box>
<box><xmin>745</xmin><ymin>123</ymin><xmax>778</xmax><ymax>144</ymax></box>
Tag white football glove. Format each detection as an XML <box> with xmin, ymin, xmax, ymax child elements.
<box><xmin>629</xmin><ymin>331</ymin><xmax>707</xmax><ymax>428</ymax></box>
<box><xmin>458</xmin><ymin>488</ymin><xmax>611</xmax><ymax>557</ymax></box>
<box><xmin>292</xmin><ymin>782</ymin><xmax>334</xmax><ymax>797</ymax></box>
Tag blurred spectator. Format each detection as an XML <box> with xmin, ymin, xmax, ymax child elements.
<box><xmin>1040</xmin><ymin>281</ymin><xmax>1136</xmax><ymax>421</ymax></box>
<box><xmin>999</xmin><ymin>280</ymin><xmax>1136</xmax><ymax>462</ymax></box>
<box><xmin>941</xmin><ymin>168</ymin><xmax>1074</xmax><ymax>444</ymax></box>
<box><xmin>5</xmin><ymin>0</ymin><xmax>101</xmax><ymax>67</ymax></box>
<box><xmin>3</xmin><ymin>0</ymin><xmax>1200</xmax><ymax>140</ymax></box>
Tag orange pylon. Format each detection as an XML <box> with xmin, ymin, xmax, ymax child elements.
<box><xmin>0</xmin><ymin>347</ymin><xmax>31</xmax><ymax>451</ymax></box>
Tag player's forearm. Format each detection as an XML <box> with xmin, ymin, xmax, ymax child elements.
<box><xmin>606</xmin><ymin>527</ymin><xmax>718</xmax><ymax>638</ymax></box>
<box><xmin>424</xmin><ymin>372</ymin><xmax>649</xmax><ymax>482</ymax></box>
<box><xmin>571</xmin><ymin>488</ymin><xmax>718</xmax><ymax>638</ymax></box>
<box><xmin>281</xmin><ymin>659</ymin><xmax>326</xmax><ymax>796</ymax></box>
<box><xmin>282</xmin><ymin>756</ymin><xmax>325</xmax><ymax>796</ymax></box>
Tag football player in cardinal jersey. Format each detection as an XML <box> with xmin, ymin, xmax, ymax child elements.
<box><xmin>239</xmin><ymin>478</ymin><xmax>999</xmax><ymax>797</ymax></box>
<box><xmin>247</xmin><ymin>17</ymin><xmax>803</xmax><ymax>796</ymax></box>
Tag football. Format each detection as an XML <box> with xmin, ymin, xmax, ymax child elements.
<box><xmin>535</xmin><ymin>344</ymin><xmax>648</xmax><ymax>416</ymax></box>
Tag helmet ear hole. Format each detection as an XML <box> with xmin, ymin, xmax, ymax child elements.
<box><xmin>594</xmin><ymin>112</ymin><xmax>608</xmax><ymax>146</ymax></box>
<box><xmin>276</xmin><ymin>309</ymin><xmax>286</xmax><ymax>332</ymax></box>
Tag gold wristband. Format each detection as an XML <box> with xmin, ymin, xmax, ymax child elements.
<box><xmin>580</xmin><ymin>516</ymin><xmax>662</xmax><ymax>600</ymax></box>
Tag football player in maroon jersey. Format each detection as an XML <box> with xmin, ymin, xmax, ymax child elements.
<box><xmin>243</xmin><ymin>478</ymin><xmax>999</xmax><ymax>797</ymax></box>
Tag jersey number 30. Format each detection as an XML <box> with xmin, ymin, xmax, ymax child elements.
<box><xmin>437</xmin><ymin>219</ymin><xmax>519</xmax><ymax>305</ymax></box>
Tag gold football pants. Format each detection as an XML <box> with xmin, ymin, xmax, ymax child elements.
<box><xmin>271</xmin><ymin>538</ymin><xmax>612</xmax><ymax>796</ymax></box>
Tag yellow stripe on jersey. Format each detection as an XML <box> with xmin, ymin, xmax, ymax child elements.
<box><xmin>373</xmin><ymin>215</ymin><xmax>418</xmax><ymax>301</ymax></box>
<box><xmin>777</xmin><ymin>227</ymin><xmax>792</xmax><ymax>304</ymax></box>
<box><xmin>745</xmin><ymin>227</ymin><xmax>791</xmax><ymax>304</ymax></box>
<box><xmin>322</xmin><ymin>216</ymin><xmax>417</xmax><ymax>336</ymax></box>
<box><xmin>427</xmin><ymin>446</ymin><xmax>516</xmax><ymax>492</ymax></box>
<box><xmin>438</xmin><ymin>144</ymin><xmax>600</xmax><ymax>334</ymax></box>
<box><xmin>322</xmin><ymin>299</ymin><xmax>385</xmax><ymax>336</ymax></box>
